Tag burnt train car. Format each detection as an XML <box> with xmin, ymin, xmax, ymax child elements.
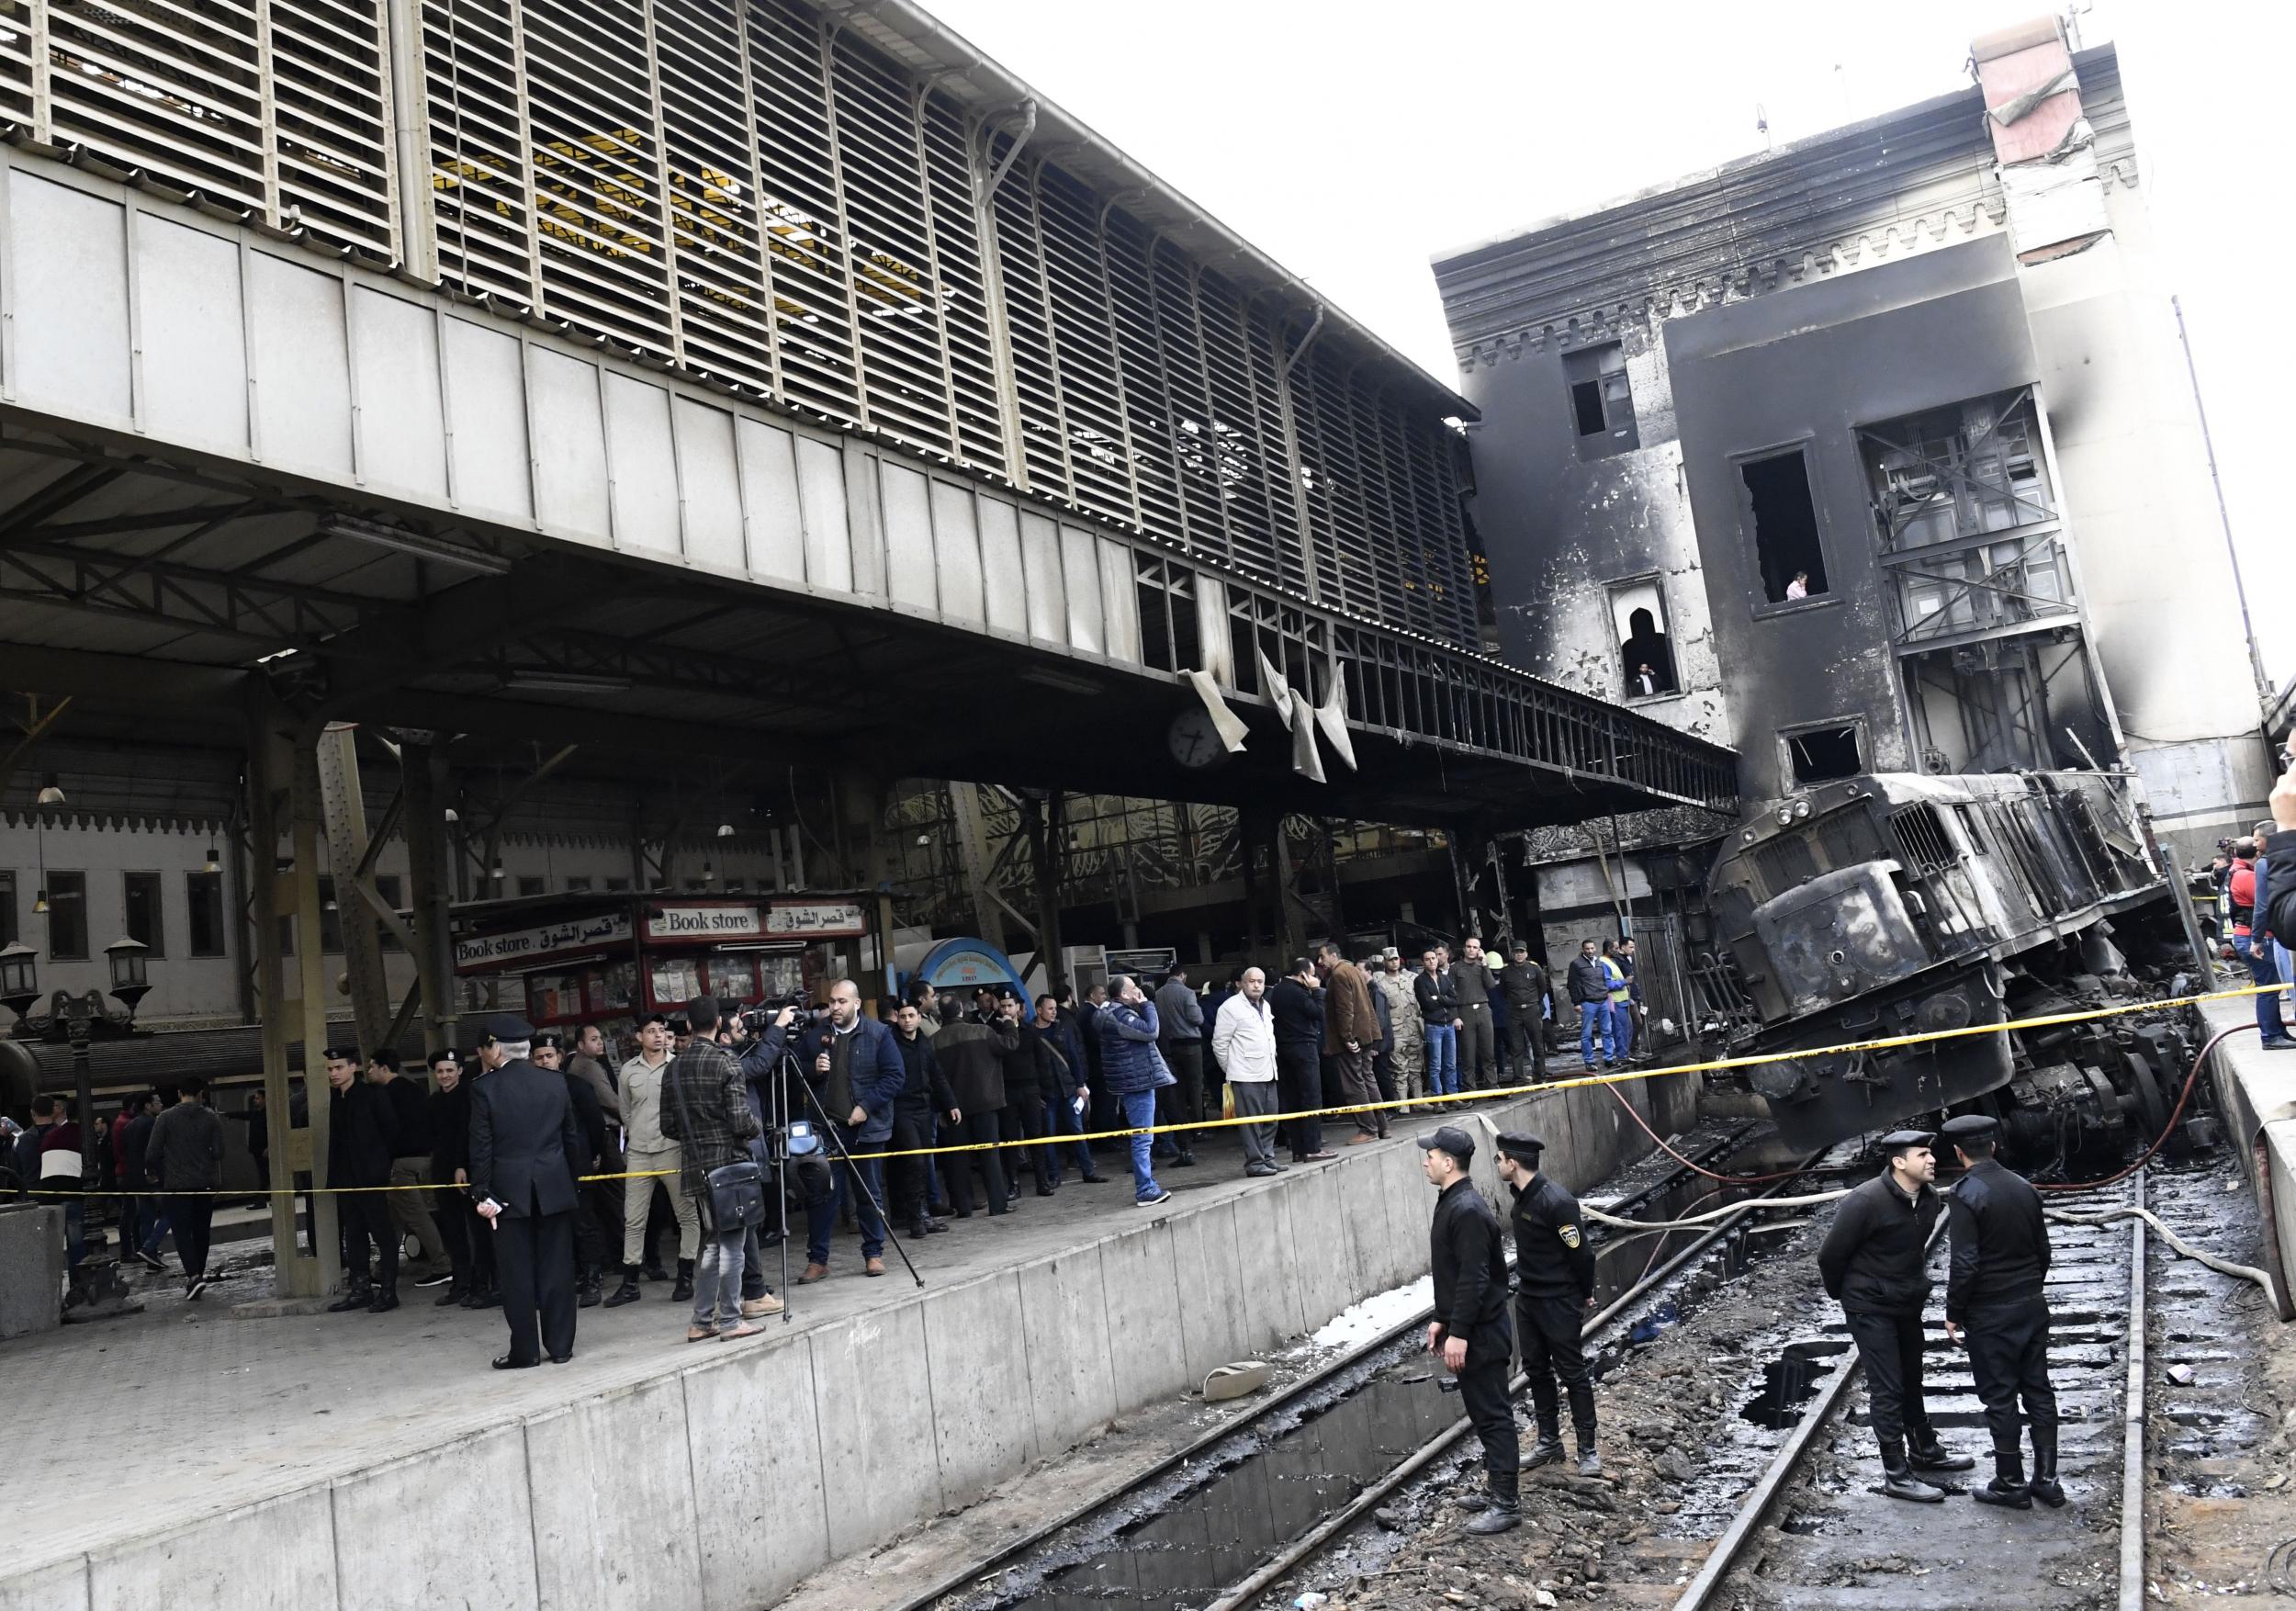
<box><xmin>1688</xmin><ymin>771</ymin><xmax>2192</xmax><ymax>1161</ymax></box>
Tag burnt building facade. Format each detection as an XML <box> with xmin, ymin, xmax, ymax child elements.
<box><xmin>1434</xmin><ymin>22</ymin><xmax>2271</xmax><ymax>862</ymax></box>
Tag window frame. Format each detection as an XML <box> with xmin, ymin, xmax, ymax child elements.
<box><xmin>1777</xmin><ymin>716</ymin><xmax>1869</xmax><ymax>787</ymax></box>
<box><xmin>1605</xmin><ymin>571</ymin><xmax>1682</xmax><ymax>704</ymax></box>
<box><xmin>122</xmin><ymin>870</ymin><xmax>166</xmax><ymax>957</ymax></box>
<box><xmin>1562</xmin><ymin>340</ymin><xmax>1638</xmax><ymax>460</ymax></box>
<box><xmin>47</xmin><ymin>869</ymin><xmax>89</xmax><ymax>960</ymax></box>
<box><xmin>1731</xmin><ymin>437</ymin><xmax>1836</xmax><ymax>617</ymax></box>
<box><xmin>186</xmin><ymin>870</ymin><xmax>227</xmax><ymax>958</ymax></box>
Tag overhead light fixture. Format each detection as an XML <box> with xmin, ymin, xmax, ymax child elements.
<box><xmin>490</xmin><ymin>859</ymin><xmax>505</xmax><ymax>881</ymax></box>
<box><xmin>701</xmin><ymin>860</ymin><xmax>715</xmax><ymax>882</ymax></box>
<box><xmin>715</xmin><ymin>822</ymin><xmax>735</xmax><ymax>838</ymax></box>
<box><xmin>203</xmin><ymin>845</ymin><xmax>220</xmax><ymax>873</ymax></box>
<box><xmin>503</xmin><ymin>670</ymin><xmax>635</xmax><ymax>695</ymax></box>
<box><xmin>35</xmin><ymin>774</ymin><xmax>65</xmax><ymax>806</ymax></box>
<box><xmin>33</xmin><ymin>888</ymin><xmax>50</xmax><ymax>914</ymax></box>
<box><xmin>443</xmin><ymin>807</ymin><xmax>459</xmax><ymax>824</ymax></box>
<box><xmin>318</xmin><ymin>513</ymin><xmax>512</xmax><ymax>576</ymax></box>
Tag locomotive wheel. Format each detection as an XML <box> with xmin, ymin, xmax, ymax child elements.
<box><xmin>2122</xmin><ymin>1046</ymin><xmax>2171</xmax><ymax>1143</ymax></box>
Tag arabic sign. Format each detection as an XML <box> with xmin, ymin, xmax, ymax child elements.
<box><xmin>455</xmin><ymin>911</ymin><xmax>633</xmax><ymax>972</ymax></box>
<box><xmin>765</xmin><ymin>899</ymin><xmax>867</xmax><ymax>938</ymax></box>
<box><xmin>643</xmin><ymin>904</ymin><xmax>766</xmax><ymax>942</ymax></box>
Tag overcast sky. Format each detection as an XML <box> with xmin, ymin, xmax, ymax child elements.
<box><xmin>926</xmin><ymin>0</ymin><xmax>2294</xmax><ymax>694</ymax></box>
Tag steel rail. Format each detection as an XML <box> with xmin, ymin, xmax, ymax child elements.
<box><xmin>1671</xmin><ymin>1177</ymin><xmax>2146</xmax><ymax>1611</ymax></box>
<box><xmin>1192</xmin><ymin>1148</ymin><xmax>1829</xmax><ymax>1611</ymax></box>
<box><xmin>895</xmin><ymin>1127</ymin><xmax>1762</xmax><ymax>1611</ymax></box>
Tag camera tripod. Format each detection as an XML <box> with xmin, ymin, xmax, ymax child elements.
<box><xmin>761</xmin><ymin>1031</ymin><xmax>924</xmax><ymax>1307</ymax></box>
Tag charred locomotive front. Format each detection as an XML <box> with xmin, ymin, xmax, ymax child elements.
<box><xmin>1691</xmin><ymin>772</ymin><xmax>2191</xmax><ymax>1159</ymax></box>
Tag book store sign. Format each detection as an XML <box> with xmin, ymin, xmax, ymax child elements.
<box><xmin>456</xmin><ymin>911</ymin><xmax>633</xmax><ymax>971</ymax></box>
<box><xmin>644</xmin><ymin>905</ymin><xmax>767</xmax><ymax>942</ymax></box>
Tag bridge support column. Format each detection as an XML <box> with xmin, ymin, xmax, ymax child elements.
<box><xmin>400</xmin><ymin>738</ymin><xmax>459</xmax><ymax>1053</ymax></box>
<box><xmin>245</xmin><ymin>691</ymin><xmax>341</xmax><ymax>1299</ymax></box>
<box><xmin>316</xmin><ymin>724</ymin><xmax>392</xmax><ymax>1058</ymax></box>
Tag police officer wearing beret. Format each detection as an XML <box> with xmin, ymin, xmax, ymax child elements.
<box><xmin>1941</xmin><ymin>1112</ymin><xmax>2062</xmax><ymax>1509</ymax></box>
<box><xmin>1421</xmin><ymin>1125</ymin><xmax>1521</xmax><ymax>1534</ymax></box>
<box><xmin>1491</xmin><ymin>1132</ymin><xmax>1601</xmax><ymax>1476</ymax></box>
<box><xmin>467</xmin><ymin>1014</ymin><xmax>585</xmax><ymax>1369</ymax></box>
<box><xmin>1816</xmin><ymin>1130</ymin><xmax>1974</xmax><ymax>1502</ymax></box>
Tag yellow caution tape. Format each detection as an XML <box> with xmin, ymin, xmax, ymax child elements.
<box><xmin>21</xmin><ymin>977</ymin><xmax>2283</xmax><ymax>1196</ymax></box>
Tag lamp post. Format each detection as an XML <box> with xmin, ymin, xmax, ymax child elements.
<box><xmin>0</xmin><ymin>937</ymin><xmax>155</xmax><ymax>1177</ymax></box>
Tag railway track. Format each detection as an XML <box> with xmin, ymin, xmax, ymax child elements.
<box><xmin>1672</xmin><ymin>1176</ymin><xmax>2146</xmax><ymax>1611</ymax></box>
<box><xmin>918</xmin><ymin>1124</ymin><xmax>1830</xmax><ymax>1611</ymax></box>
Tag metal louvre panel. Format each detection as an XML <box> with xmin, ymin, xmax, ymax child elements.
<box><xmin>988</xmin><ymin>145</ymin><xmax>1071</xmax><ymax>499</ymax></box>
<box><xmin>1243</xmin><ymin>298</ymin><xmax>1303</xmax><ymax>594</ymax></box>
<box><xmin>519</xmin><ymin>0</ymin><xmax>675</xmax><ymax>360</ymax></box>
<box><xmin>39</xmin><ymin>0</ymin><xmax>269</xmax><ymax>214</ymax></box>
<box><xmin>1370</xmin><ymin>386</ymin><xmax>1434</xmax><ymax>636</ymax></box>
<box><xmin>1032</xmin><ymin>163</ymin><xmax>1138</xmax><ymax>531</ymax></box>
<box><xmin>1149</xmin><ymin>240</ymin><xmax>1231</xmax><ymax>569</ymax></box>
<box><xmin>423</xmin><ymin>0</ymin><xmax>535</xmax><ymax>305</ymax></box>
<box><xmin>1290</xmin><ymin>344</ymin><xmax>1351</xmax><ymax>616</ymax></box>
<box><xmin>828</xmin><ymin>27</ymin><xmax>954</xmax><ymax>459</ymax></box>
<box><xmin>1402</xmin><ymin>399</ymin><xmax>1473</xmax><ymax>643</ymax></box>
<box><xmin>654</xmin><ymin>0</ymin><xmax>771</xmax><ymax>392</ymax></box>
<box><xmin>920</xmin><ymin>92</ymin><xmax>1002</xmax><ymax>477</ymax></box>
<box><xmin>0</xmin><ymin>2</ymin><xmax>30</xmax><ymax>123</ymax></box>
<box><xmin>268</xmin><ymin>0</ymin><xmax>396</xmax><ymax>256</ymax></box>
<box><xmin>1193</xmin><ymin>267</ymin><xmax>1282</xmax><ymax>590</ymax></box>
<box><xmin>745</xmin><ymin>0</ymin><xmax>860</xmax><ymax>420</ymax></box>
<box><xmin>1098</xmin><ymin>209</ymin><xmax>1186</xmax><ymax>550</ymax></box>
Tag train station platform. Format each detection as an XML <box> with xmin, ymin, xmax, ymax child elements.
<box><xmin>0</xmin><ymin>1069</ymin><xmax>1697</xmax><ymax>1611</ymax></box>
<box><xmin>2200</xmin><ymin>993</ymin><xmax>2296</xmax><ymax>1322</ymax></box>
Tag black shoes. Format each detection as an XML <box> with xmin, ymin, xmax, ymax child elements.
<box><xmin>604</xmin><ymin>1274</ymin><xmax>643</xmax><ymax>1307</ymax></box>
<box><xmin>367</xmin><ymin>1287</ymin><xmax>400</xmax><ymax>1314</ymax></box>
<box><xmin>1973</xmin><ymin>1477</ymin><xmax>2033</xmax><ymax>1510</ymax></box>
<box><xmin>1463</xmin><ymin>1500</ymin><xmax>1521</xmax><ymax>1536</ymax></box>
<box><xmin>1079</xmin><ymin>1173</ymin><xmax>1109</xmax><ymax>1184</ymax></box>
<box><xmin>435</xmin><ymin>1281</ymin><xmax>467</xmax><ymax>1308</ymax></box>
<box><xmin>492</xmin><ymin>1354</ymin><xmax>538</xmax><ymax>1370</ymax></box>
<box><xmin>1520</xmin><ymin>1436</ymin><xmax>1566</xmax><ymax>1471</ymax></box>
<box><xmin>413</xmin><ymin>1268</ymin><xmax>454</xmax><ymax>1289</ymax></box>
<box><xmin>328</xmin><ymin>1286</ymin><xmax>373</xmax><ymax>1313</ymax></box>
<box><xmin>671</xmin><ymin>1259</ymin><xmax>695</xmax><ymax>1303</ymax></box>
<box><xmin>1576</xmin><ymin>1440</ymin><xmax>1603</xmax><ymax>1479</ymax></box>
<box><xmin>577</xmin><ymin>1273</ymin><xmax>602</xmax><ymax>1309</ymax></box>
<box><xmin>1877</xmin><ymin>1437</ymin><xmax>1944</xmax><ymax>1503</ymax></box>
<box><xmin>1908</xmin><ymin>1436</ymin><xmax>1976</xmax><ymax>1473</ymax></box>
<box><xmin>641</xmin><ymin>1260</ymin><xmax>670</xmax><ymax>1282</ymax></box>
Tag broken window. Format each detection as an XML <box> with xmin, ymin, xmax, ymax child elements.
<box><xmin>1740</xmin><ymin>449</ymin><xmax>1829</xmax><ymax>603</ymax></box>
<box><xmin>1784</xmin><ymin>723</ymin><xmax>1863</xmax><ymax>785</ymax></box>
<box><xmin>1607</xmin><ymin>577</ymin><xmax>1679</xmax><ymax>698</ymax></box>
<box><xmin>1564</xmin><ymin>343</ymin><xmax>1638</xmax><ymax>458</ymax></box>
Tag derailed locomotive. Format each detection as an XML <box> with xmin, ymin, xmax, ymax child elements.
<box><xmin>1687</xmin><ymin>771</ymin><xmax>2197</xmax><ymax>1164</ymax></box>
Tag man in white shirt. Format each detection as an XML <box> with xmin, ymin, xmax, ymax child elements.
<box><xmin>605</xmin><ymin>1011</ymin><xmax>700</xmax><ymax>1307</ymax></box>
<box><xmin>1212</xmin><ymin>968</ymin><xmax>1284</xmax><ymax>1178</ymax></box>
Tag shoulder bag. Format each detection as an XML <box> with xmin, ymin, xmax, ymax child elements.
<box><xmin>668</xmin><ymin>1054</ymin><xmax>767</xmax><ymax>1233</ymax></box>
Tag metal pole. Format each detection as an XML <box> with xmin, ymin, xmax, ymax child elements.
<box><xmin>2171</xmin><ymin>295</ymin><xmax>2269</xmax><ymax>702</ymax></box>
<box><xmin>71</xmin><ymin>1018</ymin><xmax>94</xmax><ymax>1181</ymax></box>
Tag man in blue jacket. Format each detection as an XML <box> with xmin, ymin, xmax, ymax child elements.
<box><xmin>795</xmin><ymin>980</ymin><xmax>907</xmax><ymax>1281</ymax></box>
<box><xmin>1094</xmin><ymin>975</ymin><xmax>1172</xmax><ymax>1207</ymax></box>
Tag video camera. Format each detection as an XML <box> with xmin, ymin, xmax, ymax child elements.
<box><xmin>736</xmin><ymin>994</ymin><xmax>810</xmax><ymax>1036</ymax></box>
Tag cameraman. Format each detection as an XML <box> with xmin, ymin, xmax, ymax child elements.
<box><xmin>728</xmin><ymin>999</ymin><xmax>801</xmax><ymax>1322</ymax></box>
<box><xmin>794</xmin><ymin>981</ymin><xmax>906</xmax><ymax>1282</ymax></box>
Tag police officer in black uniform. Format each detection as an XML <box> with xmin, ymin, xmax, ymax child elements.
<box><xmin>1941</xmin><ymin>1112</ymin><xmax>2062</xmax><ymax>1509</ymax></box>
<box><xmin>1492</xmin><ymin>1132</ymin><xmax>1599</xmax><ymax>1475</ymax></box>
<box><xmin>1816</xmin><ymin>1129</ymin><xmax>1975</xmax><ymax>1503</ymax></box>
<box><xmin>468</xmin><ymin>1014</ymin><xmax>584</xmax><ymax>1370</ymax></box>
<box><xmin>1421</xmin><ymin>1124</ymin><xmax>1520</xmax><ymax>1535</ymax></box>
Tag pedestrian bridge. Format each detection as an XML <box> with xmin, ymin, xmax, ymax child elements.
<box><xmin>0</xmin><ymin>0</ymin><xmax>1731</xmax><ymax>825</ymax></box>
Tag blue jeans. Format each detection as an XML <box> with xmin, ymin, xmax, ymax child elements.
<box><xmin>1578</xmin><ymin>1001</ymin><xmax>1614</xmax><ymax>1066</ymax></box>
<box><xmin>1046</xmin><ymin>1090</ymin><xmax>1095</xmax><ymax>1179</ymax></box>
<box><xmin>805</xmin><ymin>1126</ymin><xmax>886</xmax><ymax>1264</ymax></box>
<box><xmin>2242</xmin><ymin>935</ymin><xmax>2290</xmax><ymax>1042</ymax></box>
<box><xmin>1120</xmin><ymin>1090</ymin><xmax>1163</xmax><ymax>1201</ymax></box>
<box><xmin>1610</xmin><ymin>1000</ymin><xmax>1637</xmax><ymax>1060</ymax></box>
<box><xmin>1424</xmin><ymin>1023</ymin><xmax>1459</xmax><ymax>1097</ymax></box>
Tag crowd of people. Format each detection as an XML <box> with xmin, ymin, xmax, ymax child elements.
<box><xmin>2211</xmin><ymin>818</ymin><xmax>2293</xmax><ymax>1051</ymax></box>
<box><xmin>7</xmin><ymin>930</ymin><xmax>1652</xmax><ymax>1358</ymax></box>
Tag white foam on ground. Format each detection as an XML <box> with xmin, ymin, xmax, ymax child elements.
<box><xmin>1309</xmin><ymin>1275</ymin><xmax>1434</xmax><ymax>1350</ymax></box>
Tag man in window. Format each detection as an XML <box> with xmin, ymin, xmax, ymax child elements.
<box><xmin>1632</xmin><ymin>663</ymin><xmax>1659</xmax><ymax>697</ymax></box>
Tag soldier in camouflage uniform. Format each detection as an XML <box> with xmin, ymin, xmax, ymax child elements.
<box><xmin>1374</xmin><ymin>949</ymin><xmax>1424</xmax><ymax>1111</ymax></box>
